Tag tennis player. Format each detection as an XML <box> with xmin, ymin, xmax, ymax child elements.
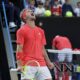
<box><xmin>16</xmin><ymin>8</ymin><xmax>54</xmax><ymax>80</ymax></box>
<box><xmin>52</xmin><ymin>35</ymin><xmax>72</xmax><ymax>80</ymax></box>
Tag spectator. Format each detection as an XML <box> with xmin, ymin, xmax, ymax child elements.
<box><xmin>50</xmin><ymin>0</ymin><xmax>54</xmax><ymax>7</ymax></box>
<box><xmin>34</xmin><ymin>1</ymin><xmax>45</xmax><ymax>17</ymax></box>
<box><xmin>0</xmin><ymin>0</ymin><xmax>21</xmax><ymax>28</ymax></box>
<box><xmin>23</xmin><ymin>0</ymin><xmax>37</xmax><ymax>12</ymax></box>
<box><xmin>52</xmin><ymin>35</ymin><xmax>73</xmax><ymax>80</ymax></box>
<box><xmin>51</xmin><ymin>0</ymin><xmax>62</xmax><ymax>16</ymax></box>
<box><xmin>74</xmin><ymin>1</ymin><xmax>80</xmax><ymax>17</ymax></box>
<box><xmin>23</xmin><ymin>0</ymin><xmax>29</xmax><ymax>8</ymax></box>
<box><xmin>36</xmin><ymin>0</ymin><xmax>46</xmax><ymax>5</ymax></box>
<box><xmin>59</xmin><ymin>0</ymin><xmax>65</xmax><ymax>5</ymax></box>
<box><xmin>62</xmin><ymin>0</ymin><xmax>76</xmax><ymax>17</ymax></box>
<box><xmin>45</xmin><ymin>0</ymin><xmax>51</xmax><ymax>10</ymax></box>
<box><xmin>0</xmin><ymin>0</ymin><xmax>16</xmax><ymax>28</ymax></box>
<box><xmin>28</xmin><ymin>0</ymin><xmax>36</xmax><ymax>12</ymax></box>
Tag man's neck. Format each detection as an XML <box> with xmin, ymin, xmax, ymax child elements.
<box><xmin>27</xmin><ymin>20</ymin><xmax>36</xmax><ymax>28</ymax></box>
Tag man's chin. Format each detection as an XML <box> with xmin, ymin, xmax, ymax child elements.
<box><xmin>31</xmin><ymin>17</ymin><xmax>36</xmax><ymax>21</ymax></box>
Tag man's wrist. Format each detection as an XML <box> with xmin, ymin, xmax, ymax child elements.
<box><xmin>16</xmin><ymin>52</ymin><xmax>23</xmax><ymax>60</ymax></box>
<box><xmin>46</xmin><ymin>60</ymin><xmax>51</xmax><ymax>65</ymax></box>
<box><xmin>16</xmin><ymin>60</ymin><xmax>22</xmax><ymax>67</ymax></box>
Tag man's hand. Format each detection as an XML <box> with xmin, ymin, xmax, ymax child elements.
<box><xmin>16</xmin><ymin>60</ymin><xmax>23</xmax><ymax>72</ymax></box>
<box><xmin>17</xmin><ymin>66</ymin><xmax>22</xmax><ymax>72</ymax></box>
<box><xmin>47</xmin><ymin>62</ymin><xmax>54</xmax><ymax>69</ymax></box>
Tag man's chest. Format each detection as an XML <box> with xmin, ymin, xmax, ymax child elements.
<box><xmin>24</xmin><ymin>29</ymin><xmax>42</xmax><ymax>41</ymax></box>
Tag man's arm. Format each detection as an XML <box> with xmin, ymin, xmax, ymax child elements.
<box><xmin>52</xmin><ymin>46</ymin><xmax>56</xmax><ymax>49</ymax></box>
<box><xmin>16</xmin><ymin>44</ymin><xmax>23</xmax><ymax>67</ymax></box>
<box><xmin>52</xmin><ymin>37</ymin><xmax>56</xmax><ymax>49</ymax></box>
<box><xmin>42</xmin><ymin>46</ymin><xmax>54</xmax><ymax>69</ymax></box>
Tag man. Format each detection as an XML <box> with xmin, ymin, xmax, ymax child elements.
<box><xmin>52</xmin><ymin>35</ymin><xmax>72</xmax><ymax>80</ymax></box>
<box><xmin>74</xmin><ymin>1</ymin><xmax>80</xmax><ymax>17</ymax></box>
<box><xmin>16</xmin><ymin>8</ymin><xmax>54</xmax><ymax>80</ymax></box>
<box><xmin>62</xmin><ymin>0</ymin><xmax>76</xmax><ymax>17</ymax></box>
<box><xmin>0</xmin><ymin>0</ymin><xmax>21</xmax><ymax>28</ymax></box>
<box><xmin>24</xmin><ymin>0</ymin><xmax>36</xmax><ymax>12</ymax></box>
<box><xmin>34</xmin><ymin>1</ymin><xmax>45</xmax><ymax>17</ymax></box>
<box><xmin>51</xmin><ymin>0</ymin><xmax>62</xmax><ymax>16</ymax></box>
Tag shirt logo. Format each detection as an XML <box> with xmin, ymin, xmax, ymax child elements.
<box><xmin>38</xmin><ymin>33</ymin><xmax>41</xmax><ymax>35</ymax></box>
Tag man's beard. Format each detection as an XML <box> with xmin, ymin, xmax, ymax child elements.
<box><xmin>29</xmin><ymin>16</ymin><xmax>36</xmax><ymax>21</ymax></box>
<box><xmin>31</xmin><ymin>17</ymin><xmax>36</xmax><ymax>21</ymax></box>
<box><xmin>30</xmin><ymin>13</ymin><xmax>36</xmax><ymax>21</ymax></box>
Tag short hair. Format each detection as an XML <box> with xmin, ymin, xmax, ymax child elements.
<box><xmin>20</xmin><ymin>8</ymin><xmax>28</xmax><ymax>23</ymax></box>
<box><xmin>77</xmin><ymin>1</ymin><xmax>80</xmax><ymax>5</ymax></box>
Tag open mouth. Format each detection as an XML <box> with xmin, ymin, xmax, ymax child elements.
<box><xmin>31</xmin><ymin>13</ymin><xmax>34</xmax><ymax>16</ymax></box>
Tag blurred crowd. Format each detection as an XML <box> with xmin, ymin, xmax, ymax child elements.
<box><xmin>0</xmin><ymin>0</ymin><xmax>80</xmax><ymax>28</ymax></box>
<box><xmin>23</xmin><ymin>0</ymin><xmax>80</xmax><ymax>17</ymax></box>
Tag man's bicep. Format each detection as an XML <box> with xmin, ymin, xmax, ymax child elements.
<box><xmin>52</xmin><ymin>46</ymin><xmax>56</xmax><ymax>49</ymax></box>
